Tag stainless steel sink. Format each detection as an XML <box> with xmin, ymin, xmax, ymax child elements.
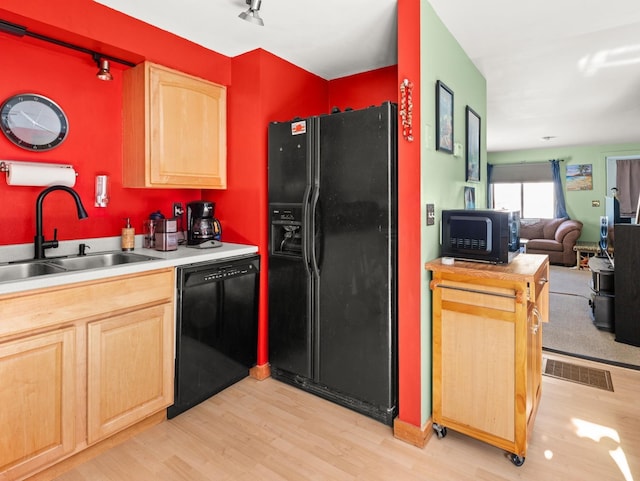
<box><xmin>0</xmin><ymin>261</ymin><xmax>67</xmax><ymax>282</ymax></box>
<box><xmin>48</xmin><ymin>252</ymin><xmax>158</xmax><ymax>271</ymax></box>
<box><xmin>0</xmin><ymin>251</ymin><xmax>160</xmax><ymax>283</ymax></box>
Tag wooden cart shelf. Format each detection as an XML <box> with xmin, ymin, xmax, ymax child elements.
<box><xmin>425</xmin><ymin>254</ymin><xmax>549</xmax><ymax>466</ymax></box>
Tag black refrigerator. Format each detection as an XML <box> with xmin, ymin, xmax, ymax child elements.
<box><xmin>267</xmin><ymin>102</ymin><xmax>397</xmax><ymax>425</ymax></box>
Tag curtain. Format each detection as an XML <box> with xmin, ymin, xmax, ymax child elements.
<box><xmin>550</xmin><ymin>159</ymin><xmax>569</xmax><ymax>219</ymax></box>
<box><xmin>615</xmin><ymin>158</ymin><xmax>640</xmax><ymax>216</ymax></box>
<box><xmin>489</xmin><ymin>162</ymin><xmax>553</xmax><ymax>182</ymax></box>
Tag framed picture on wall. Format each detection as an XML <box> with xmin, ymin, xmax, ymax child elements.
<box><xmin>465</xmin><ymin>106</ymin><xmax>481</xmax><ymax>182</ymax></box>
<box><xmin>464</xmin><ymin>186</ymin><xmax>476</xmax><ymax>209</ymax></box>
<box><xmin>566</xmin><ymin>164</ymin><xmax>593</xmax><ymax>190</ymax></box>
<box><xmin>436</xmin><ymin>80</ymin><xmax>454</xmax><ymax>153</ymax></box>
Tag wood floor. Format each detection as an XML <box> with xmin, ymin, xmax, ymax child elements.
<box><xmin>52</xmin><ymin>352</ymin><xmax>639</xmax><ymax>481</ymax></box>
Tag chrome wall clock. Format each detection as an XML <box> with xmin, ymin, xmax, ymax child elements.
<box><xmin>0</xmin><ymin>93</ymin><xmax>69</xmax><ymax>151</ymax></box>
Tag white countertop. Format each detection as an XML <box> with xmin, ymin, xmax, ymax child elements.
<box><xmin>0</xmin><ymin>236</ymin><xmax>258</xmax><ymax>296</ymax></box>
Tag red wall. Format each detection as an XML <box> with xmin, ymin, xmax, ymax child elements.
<box><xmin>1</xmin><ymin>0</ymin><xmax>424</xmax><ymax>432</ymax></box>
<box><xmin>0</xmin><ymin>32</ymin><xmax>205</xmax><ymax>244</ymax></box>
<box><xmin>0</xmin><ymin>1</ymin><xmax>231</xmax><ymax>84</ymax></box>
<box><xmin>396</xmin><ymin>0</ymin><xmax>422</xmax><ymax>427</ymax></box>
<box><xmin>329</xmin><ymin>66</ymin><xmax>398</xmax><ymax>111</ymax></box>
<box><xmin>0</xmin><ymin>1</ymin><xmax>231</xmax><ymax>246</ymax></box>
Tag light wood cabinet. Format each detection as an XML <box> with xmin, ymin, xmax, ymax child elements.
<box><xmin>0</xmin><ymin>268</ymin><xmax>174</xmax><ymax>481</ymax></box>
<box><xmin>123</xmin><ymin>61</ymin><xmax>227</xmax><ymax>189</ymax></box>
<box><xmin>425</xmin><ymin>254</ymin><xmax>549</xmax><ymax>466</ymax></box>
<box><xmin>0</xmin><ymin>328</ymin><xmax>76</xmax><ymax>480</ymax></box>
<box><xmin>87</xmin><ymin>304</ymin><xmax>173</xmax><ymax>443</ymax></box>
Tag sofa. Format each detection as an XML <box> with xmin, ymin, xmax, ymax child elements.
<box><xmin>520</xmin><ymin>218</ymin><xmax>583</xmax><ymax>266</ymax></box>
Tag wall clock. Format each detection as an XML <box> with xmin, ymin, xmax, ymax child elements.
<box><xmin>0</xmin><ymin>93</ymin><xmax>69</xmax><ymax>151</ymax></box>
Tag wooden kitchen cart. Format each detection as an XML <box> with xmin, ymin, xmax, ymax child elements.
<box><xmin>425</xmin><ymin>254</ymin><xmax>549</xmax><ymax>466</ymax></box>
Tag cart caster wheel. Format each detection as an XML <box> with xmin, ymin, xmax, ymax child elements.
<box><xmin>509</xmin><ymin>454</ymin><xmax>525</xmax><ymax>466</ymax></box>
<box><xmin>432</xmin><ymin>423</ymin><xmax>447</xmax><ymax>439</ymax></box>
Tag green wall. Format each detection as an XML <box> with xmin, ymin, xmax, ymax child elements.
<box><xmin>419</xmin><ymin>0</ymin><xmax>638</xmax><ymax>430</ymax></box>
<box><xmin>420</xmin><ymin>1</ymin><xmax>487</xmax><ymax>424</ymax></box>
<box><xmin>488</xmin><ymin>143</ymin><xmax>640</xmax><ymax>242</ymax></box>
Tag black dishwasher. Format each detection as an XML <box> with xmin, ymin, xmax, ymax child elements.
<box><xmin>168</xmin><ymin>254</ymin><xmax>259</xmax><ymax>418</ymax></box>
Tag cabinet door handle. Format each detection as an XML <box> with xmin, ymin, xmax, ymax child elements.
<box><xmin>531</xmin><ymin>306</ymin><xmax>542</xmax><ymax>334</ymax></box>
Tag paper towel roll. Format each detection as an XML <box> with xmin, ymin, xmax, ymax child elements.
<box><xmin>7</xmin><ymin>164</ymin><xmax>76</xmax><ymax>187</ymax></box>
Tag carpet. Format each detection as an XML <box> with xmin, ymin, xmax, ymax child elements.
<box><xmin>544</xmin><ymin>265</ymin><xmax>640</xmax><ymax>369</ymax></box>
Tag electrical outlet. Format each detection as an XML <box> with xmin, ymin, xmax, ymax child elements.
<box><xmin>173</xmin><ymin>202</ymin><xmax>184</xmax><ymax>218</ymax></box>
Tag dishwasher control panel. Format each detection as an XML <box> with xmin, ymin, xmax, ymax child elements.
<box><xmin>178</xmin><ymin>254</ymin><xmax>260</xmax><ymax>290</ymax></box>
<box><xmin>203</xmin><ymin>264</ymin><xmax>255</xmax><ymax>281</ymax></box>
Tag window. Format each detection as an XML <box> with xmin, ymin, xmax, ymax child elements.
<box><xmin>489</xmin><ymin>162</ymin><xmax>555</xmax><ymax>218</ymax></box>
<box><xmin>493</xmin><ymin>182</ymin><xmax>555</xmax><ymax>218</ymax></box>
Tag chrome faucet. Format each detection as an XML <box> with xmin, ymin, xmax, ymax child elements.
<box><xmin>35</xmin><ymin>185</ymin><xmax>89</xmax><ymax>259</ymax></box>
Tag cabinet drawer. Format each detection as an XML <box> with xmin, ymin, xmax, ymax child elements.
<box><xmin>437</xmin><ymin>279</ymin><xmax>517</xmax><ymax>312</ymax></box>
<box><xmin>0</xmin><ymin>269</ymin><xmax>173</xmax><ymax>339</ymax></box>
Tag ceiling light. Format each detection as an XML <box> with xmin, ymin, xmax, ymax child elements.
<box><xmin>239</xmin><ymin>0</ymin><xmax>264</xmax><ymax>26</ymax></box>
<box><xmin>94</xmin><ymin>55</ymin><xmax>114</xmax><ymax>81</ymax></box>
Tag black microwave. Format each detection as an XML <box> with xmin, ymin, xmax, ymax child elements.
<box><xmin>441</xmin><ymin>209</ymin><xmax>521</xmax><ymax>264</ymax></box>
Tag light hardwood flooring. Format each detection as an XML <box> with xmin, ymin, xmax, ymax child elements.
<box><xmin>51</xmin><ymin>352</ymin><xmax>639</xmax><ymax>481</ymax></box>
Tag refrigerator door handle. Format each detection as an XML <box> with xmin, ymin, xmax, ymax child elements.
<box><xmin>309</xmin><ymin>186</ymin><xmax>321</xmax><ymax>275</ymax></box>
<box><xmin>309</xmin><ymin>116</ymin><xmax>322</xmax><ymax>277</ymax></box>
<box><xmin>302</xmin><ymin>185</ymin><xmax>313</xmax><ymax>273</ymax></box>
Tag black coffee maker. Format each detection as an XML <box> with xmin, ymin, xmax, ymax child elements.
<box><xmin>187</xmin><ymin>201</ymin><xmax>222</xmax><ymax>245</ymax></box>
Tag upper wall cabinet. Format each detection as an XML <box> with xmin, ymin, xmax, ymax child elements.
<box><xmin>123</xmin><ymin>62</ymin><xmax>227</xmax><ymax>189</ymax></box>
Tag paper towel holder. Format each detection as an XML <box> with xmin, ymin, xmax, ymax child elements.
<box><xmin>1</xmin><ymin>160</ymin><xmax>75</xmax><ymax>172</ymax></box>
<box><xmin>0</xmin><ymin>160</ymin><xmax>78</xmax><ymax>184</ymax></box>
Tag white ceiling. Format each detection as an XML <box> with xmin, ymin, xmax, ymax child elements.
<box><xmin>95</xmin><ymin>0</ymin><xmax>640</xmax><ymax>152</ymax></box>
<box><xmin>428</xmin><ymin>0</ymin><xmax>640</xmax><ymax>152</ymax></box>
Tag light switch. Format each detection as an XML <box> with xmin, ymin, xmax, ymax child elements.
<box><xmin>454</xmin><ymin>142</ymin><xmax>463</xmax><ymax>158</ymax></box>
<box><xmin>426</xmin><ymin>204</ymin><xmax>435</xmax><ymax>226</ymax></box>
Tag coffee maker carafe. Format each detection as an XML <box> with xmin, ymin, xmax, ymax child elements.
<box><xmin>187</xmin><ymin>201</ymin><xmax>222</xmax><ymax>245</ymax></box>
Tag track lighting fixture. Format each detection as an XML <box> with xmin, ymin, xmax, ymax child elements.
<box><xmin>94</xmin><ymin>54</ymin><xmax>113</xmax><ymax>81</ymax></box>
<box><xmin>0</xmin><ymin>19</ymin><xmax>135</xmax><ymax>80</ymax></box>
<box><xmin>239</xmin><ymin>0</ymin><xmax>264</xmax><ymax>27</ymax></box>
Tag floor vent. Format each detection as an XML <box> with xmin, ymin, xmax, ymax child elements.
<box><xmin>542</xmin><ymin>358</ymin><xmax>614</xmax><ymax>392</ymax></box>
